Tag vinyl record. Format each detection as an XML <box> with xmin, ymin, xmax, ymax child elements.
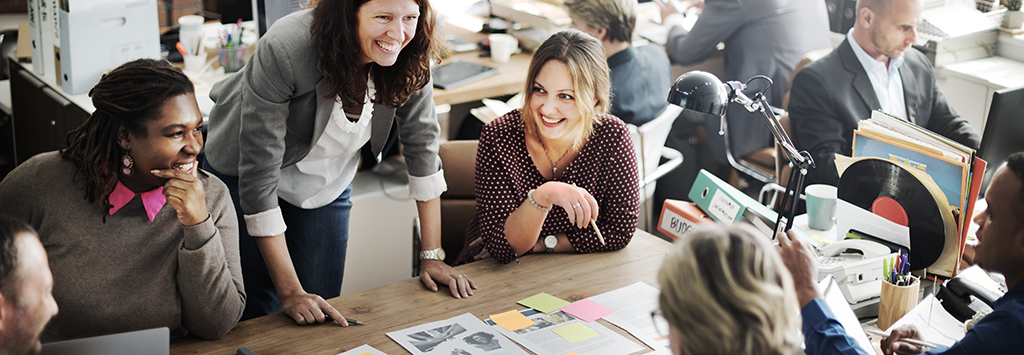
<box><xmin>837</xmin><ymin>159</ymin><xmax>951</xmax><ymax>269</ymax></box>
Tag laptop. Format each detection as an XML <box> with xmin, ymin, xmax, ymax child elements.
<box><xmin>41</xmin><ymin>327</ymin><xmax>169</xmax><ymax>355</ymax></box>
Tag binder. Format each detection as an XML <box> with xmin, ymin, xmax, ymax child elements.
<box><xmin>657</xmin><ymin>199</ymin><xmax>713</xmax><ymax>240</ymax></box>
<box><xmin>688</xmin><ymin>169</ymin><xmax>779</xmax><ymax>234</ymax></box>
<box><xmin>27</xmin><ymin>0</ymin><xmax>43</xmax><ymax>75</ymax></box>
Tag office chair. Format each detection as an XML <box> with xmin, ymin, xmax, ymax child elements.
<box><xmin>627</xmin><ymin>105</ymin><xmax>685</xmax><ymax>230</ymax></box>
<box><xmin>412</xmin><ymin>140</ymin><xmax>477</xmax><ymax>275</ymax></box>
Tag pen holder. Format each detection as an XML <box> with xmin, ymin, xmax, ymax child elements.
<box><xmin>878</xmin><ymin>276</ymin><xmax>920</xmax><ymax>330</ymax></box>
<box><xmin>218</xmin><ymin>44</ymin><xmax>249</xmax><ymax>73</ymax></box>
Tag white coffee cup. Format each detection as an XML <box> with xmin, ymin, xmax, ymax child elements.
<box><xmin>183</xmin><ymin>55</ymin><xmax>207</xmax><ymax>75</ymax></box>
<box><xmin>805</xmin><ymin>184</ymin><xmax>838</xmax><ymax>231</ymax></box>
<box><xmin>178</xmin><ymin>15</ymin><xmax>206</xmax><ymax>56</ymax></box>
<box><xmin>488</xmin><ymin>34</ymin><xmax>517</xmax><ymax>63</ymax></box>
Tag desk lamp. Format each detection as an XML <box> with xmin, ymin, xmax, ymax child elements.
<box><xmin>667</xmin><ymin>71</ymin><xmax>814</xmax><ymax>234</ymax></box>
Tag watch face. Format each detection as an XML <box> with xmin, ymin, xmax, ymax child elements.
<box><xmin>437</xmin><ymin>248</ymin><xmax>446</xmax><ymax>260</ymax></box>
<box><xmin>544</xmin><ymin>235</ymin><xmax>557</xmax><ymax>248</ymax></box>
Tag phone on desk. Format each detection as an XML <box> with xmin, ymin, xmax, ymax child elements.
<box><xmin>818</xmin><ymin>239</ymin><xmax>897</xmax><ymax>303</ymax></box>
<box><xmin>938</xmin><ymin>269</ymin><xmax>1006</xmax><ymax>322</ymax></box>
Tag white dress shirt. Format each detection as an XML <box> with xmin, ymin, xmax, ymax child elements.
<box><xmin>848</xmin><ymin>30</ymin><xmax>909</xmax><ymax>122</ymax></box>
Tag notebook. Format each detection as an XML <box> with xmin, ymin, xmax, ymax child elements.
<box><xmin>41</xmin><ymin>327</ymin><xmax>169</xmax><ymax>355</ymax></box>
<box><xmin>432</xmin><ymin>61</ymin><xmax>500</xmax><ymax>90</ymax></box>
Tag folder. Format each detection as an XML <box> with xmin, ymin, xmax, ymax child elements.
<box><xmin>657</xmin><ymin>199</ymin><xmax>713</xmax><ymax>240</ymax></box>
<box><xmin>688</xmin><ymin>169</ymin><xmax>780</xmax><ymax>234</ymax></box>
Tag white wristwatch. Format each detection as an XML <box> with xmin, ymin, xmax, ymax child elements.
<box><xmin>420</xmin><ymin>247</ymin><xmax>446</xmax><ymax>261</ymax></box>
<box><xmin>544</xmin><ymin>235</ymin><xmax>557</xmax><ymax>253</ymax></box>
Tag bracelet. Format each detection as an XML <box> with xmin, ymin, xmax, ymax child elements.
<box><xmin>527</xmin><ymin>189</ymin><xmax>552</xmax><ymax>212</ymax></box>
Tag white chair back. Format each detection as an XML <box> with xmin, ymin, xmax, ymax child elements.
<box><xmin>627</xmin><ymin>105</ymin><xmax>684</xmax><ymax>202</ymax></box>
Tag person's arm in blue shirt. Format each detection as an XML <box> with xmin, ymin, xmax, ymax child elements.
<box><xmin>802</xmin><ymin>299</ymin><xmax>874</xmax><ymax>355</ymax></box>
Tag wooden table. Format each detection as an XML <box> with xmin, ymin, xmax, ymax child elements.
<box><xmin>170</xmin><ymin>231</ymin><xmax>671</xmax><ymax>355</ymax></box>
<box><xmin>431</xmin><ymin>21</ymin><xmax>533</xmax><ymax>106</ymax></box>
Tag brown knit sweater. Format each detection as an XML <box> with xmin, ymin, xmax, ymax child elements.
<box><xmin>0</xmin><ymin>152</ymin><xmax>245</xmax><ymax>341</ymax></box>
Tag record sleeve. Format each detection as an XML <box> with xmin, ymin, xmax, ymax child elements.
<box><xmin>838</xmin><ymin>158</ymin><xmax>960</xmax><ymax>275</ymax></box>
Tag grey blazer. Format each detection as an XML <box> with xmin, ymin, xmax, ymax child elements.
<box><xmin>205</xmin><ymin>9</ymin><xmax>441</xmax><ymax>215</ymax></box>
<box><xmin>788</xmin><ymin>39</ymin><xmax>981</xmax><ymax>186</ymax></box>
<box><xmin>665</xmin><ymin>0</ymin><xmax>831</xmax><ymax>162</ymax></box>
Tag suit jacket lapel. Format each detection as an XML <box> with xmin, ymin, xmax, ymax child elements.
<box><xmin>839</xmin><ymin>40</ymin><xmax>880</xmax><ymax>112</ymax></box>
<box><xmin>312</xmin><ymin>77</ymin><xmax>334</xmax><ymax>146</ymax></box>
<box><xmin>898</xmin><ymin>59</ymin><xmax>919</xmax><ymax>124</ymax></box>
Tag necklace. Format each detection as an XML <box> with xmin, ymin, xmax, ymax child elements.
<box><xmin>537</xmin><ymin>132</ymin><xmax>571</xmax><ymax>177</ymax></box>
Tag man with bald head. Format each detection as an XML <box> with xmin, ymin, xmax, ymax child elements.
<box><xmin>789</xmin><ymin>0</ymin><xmax>980</xmax><ymax>186</ymax></box>
<box><xmin>780</xmin><ymin>152</ymin><xmax>1024</xmax><ymax>354</ymax></box>
<box><xmin>0</xmin><ymin>215</ymin><xmax>58</xmax><ymax>355</ymax></box>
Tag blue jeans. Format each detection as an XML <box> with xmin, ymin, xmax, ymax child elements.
<box><xmin>204</xmin><ymin>162</ymin><xmax>351</xmax><ymax>321</ymax></box>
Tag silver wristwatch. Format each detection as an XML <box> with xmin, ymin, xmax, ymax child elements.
<box><xmin>544</xmin><ymin>235</ymin><xmax>557</xmax><ymax>253</ymax></box>
<box><xmin>420</xmin><ymin>247</ymin><xmax>446</xmax><ymax>261</ymax></box>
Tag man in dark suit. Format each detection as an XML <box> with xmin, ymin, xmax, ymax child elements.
<box><xmin>789</xmin><ymin>0</ymin><xmax>981</xmax><ymax>186</ymax></box>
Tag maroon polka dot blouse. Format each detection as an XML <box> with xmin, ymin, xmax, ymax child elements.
<box><xmin>455</xmin><ymin>109</ymin><xmax>641</xmax><ymax>264</ymax></box>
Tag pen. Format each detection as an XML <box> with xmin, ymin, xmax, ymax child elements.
<box><xmin>175</xmin><ymin>42</ymin><xmax>189</xmax><ymax>57</ymax></box>
<box><xmin>591</xmin><ymin>220</ymin><xmax>605</xmax><ymax>245</ymax></box>
<box><xmin>345</xmin><ymin>317</ymin><xmax>366</xmax><ymax>325</ymax></box>
<box><xmin>864</xmin><ymin>329</ymin><xmax>940</xmax><ymax>350</ymax></box>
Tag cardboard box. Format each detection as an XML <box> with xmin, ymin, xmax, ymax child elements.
<box><xmin>59</xmin><ymin>0</ymin><xmax>161</xmax><ymax>95</ymax></box>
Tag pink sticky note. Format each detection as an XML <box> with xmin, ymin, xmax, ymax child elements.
<box><xmin>560</xmin><ymin>299</ymin><xmax>614</xmax><ymax>322</ymax></box>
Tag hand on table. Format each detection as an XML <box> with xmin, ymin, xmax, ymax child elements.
<box><xmin>279</xmin><ymin>290</ymin><xmax>347</xmax><ymax>326</ymax></box>
<box><xmin>882</xmin><ymin>324</ymin><xmax>927</xmax><ymax>355</ymax></box>
<box><xmin>536</xmin><ymin>182</ymin><xmax>599</xmax><ymax>229</ymax></box>
<box><xmin>420</xmin><ymin>259</ymin><xmax>477</xmax><ymax>299</ymax></box>
<box><xmin>467</xmin><ymin>237</ymin><xmax>492</xmax><ymax>261</ymax></box>
<box><xmin>776</xmin><ymin>229</ymin><xmax>822</xmax><ymax>308</ymax></box>
<box><xmin>152</xmin><ymin>168</ymin><xmax>209</xmax><ymax>226</ymax></box>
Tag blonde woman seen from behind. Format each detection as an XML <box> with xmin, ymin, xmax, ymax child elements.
<box><xmin>658</xmin><ymin>224</ymin><xmax>803</xmax><ymax>355</ymax></box>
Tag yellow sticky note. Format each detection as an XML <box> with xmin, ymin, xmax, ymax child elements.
<box><xmin>552</xmin><ymin>322</ymin><xmax>599</xmax><ymax>343</ymax></box>
<box><xmin>564</xmin><ymin>353</ymin><xmax>582</xmax><ymax>355</ymax></box>
<box><xmin>518</xmin><ymin>292</ymin><xmax>571</xmax><ymax>313</ymax></box>
<box><xmin>490</xmin><ymin>309</ymin><xmax>536</xmax><ymax>331</ymax></box>
<box><xmin>358</xmin><ymin>352</ymin><xmax>373</xmax><ymax>355</ymax></box>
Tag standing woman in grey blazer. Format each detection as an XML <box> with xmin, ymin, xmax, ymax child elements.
<box><xmin>204</xmin><ymin>0</ymin><xmax>476</xmax><ymax>325</ymax></box>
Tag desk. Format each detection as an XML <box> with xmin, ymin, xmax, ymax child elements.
<box><xmin>170</xmin><ymin>230</ymin><xmax>670</xmax><ymax>355</ymax></box>
<box><xmin>432</xmin><ymin>19</ymin><xmax>534</xmax><ymax>106</ymax></box>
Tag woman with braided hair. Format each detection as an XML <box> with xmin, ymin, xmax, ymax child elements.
<box><xmin>0</xmin><ymin>59</ymin><xmax>244</xmax><ymax>341</ymax></box>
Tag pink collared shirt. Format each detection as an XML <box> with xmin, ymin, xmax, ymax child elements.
<box><xmin>108</xmin><ymin>180</ymin><xmax>165</xmax><ymax>222</ymax></box>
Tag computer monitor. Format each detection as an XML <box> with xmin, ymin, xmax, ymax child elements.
<box><xmin>252</xmin><ymin>0</ymin><xmax>308</xmax><ymax>37</ymax></box>
<box><xmin>976</xmin><ymin>85</ymin><xmax>1024</xmax><ymax>197</ymax></box>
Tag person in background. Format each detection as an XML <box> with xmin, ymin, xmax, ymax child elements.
<box><xmin>789</xmin><ymin>0</ymin><xmax>980</xmax><ymax>186</ymax></box>
<box><xmin>0</xmin><ymin>215</ymin><xmax>58</xmax><ymax>355</ymax></box>
<box><xmin>655</xmin><ymin>0</ymin><xmax>831</xmax><ymax>187</ymax></box>
<box><xmin>564</xmin><ymin>0</ymin><xmax>672</xmax><ymax>126</ymax></box>
<box><xmin>781</xmin><ymin>152</ymin><xmax>1024</xmax><ymax>354</ymax></box>
<box><xmin>205</xmin><ymin>0</ymin><xmax>475</xmax><ymax>325</ymax></box>
<box><xmin>455</xmin><ymin>29</ymin><xmax>640</xmax><ymax>265</ymax></box>
<box><xmin>657</xmin><ymin>224</ymin><xmax>804</xmax><ymax>355</ymax></box>
<box><xmin>0</xmin><ymin>59</ymin><xmax>244</xmax><ymax>341</ymax></box>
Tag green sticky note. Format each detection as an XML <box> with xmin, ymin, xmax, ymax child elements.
<box><xmin>518</xmin><ymin>292</ymin><xmax>571</xmax><ymax>313</ymax></box>
<box><xmin>552</xmin><ymin>322</ymin><xmax>599</xmax><ymax>343</ymax></box>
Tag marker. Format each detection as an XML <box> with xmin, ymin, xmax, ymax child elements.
<box><xmin>175</xmin><ymin>42</ymin><xmax>189</xmax><ymax>57</ymax></box>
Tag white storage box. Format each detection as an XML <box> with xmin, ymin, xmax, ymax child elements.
<box><xmin>59</xmin><ymin>0</ymin><xmax>161</xmax><ymax>95</ymax></box>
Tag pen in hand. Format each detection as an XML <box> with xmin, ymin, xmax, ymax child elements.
<box><xmin>865</xmin><ymin>329</ymin><xmax>938</xmax><ymax>350</ymax></box>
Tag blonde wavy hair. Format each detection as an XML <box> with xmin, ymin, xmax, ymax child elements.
<box><xmin>658</xmin><ymin>224</ymin><xmax>803</xmax><ymax>355</ymax></box>
<box><xmin>520</xmin><ymin>29</ymin><xmax>610</xmax><ymax>151</ymax></box>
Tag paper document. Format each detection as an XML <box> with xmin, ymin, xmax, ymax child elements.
<box><xmin>485</xmin><ymin>309</ymin><xmax>643</xmax><ymax>355</ymax></box>
<box><xmin>336</xmin><ymin>344</ymin><xmax>389</xmax><ymax>355</ymax></box>
<box><xmin>585</xmin><ymin>282</ymin><xmax>667</xmax><ymax>352</ymax></box>
<box><xmin>387</xmin><ymin>312</ymin><xmax>529</xmax><ymax>355</ymax></box>
<box><xmin>887</xmin><ymin>294</ymin><xmax>966</xmax><ymax>347</ymax></box>
<box><xmin>819</xmin><ymin>275</ymin><xmax>874</xmax><ymax>354</ymax></box>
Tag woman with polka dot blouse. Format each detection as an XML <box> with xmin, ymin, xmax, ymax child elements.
<box><xmin>455</xmin><ymin>29</ymin><xmax>640</xmax><ymax>265</ymax></box>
